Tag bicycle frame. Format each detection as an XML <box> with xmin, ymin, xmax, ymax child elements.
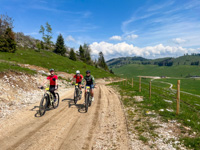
<box><xmin>86</xmin><ymin>86</ymin><xmax>90</xmax><ymax>93</ymax></box>
<box><xmin>44</xmin><ymin>88</ymin><xmax>54</xmax><ymax>106</ymax></box>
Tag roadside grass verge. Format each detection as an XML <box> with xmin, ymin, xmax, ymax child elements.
<box><xmin>109</xmin><ymin>79</ymin><xmax>200</xmax><ymax>149</ymax></box>
<box><xmin>0</xmin><ymin>49</ymin><xmax>115</xmax><ymax>78</ymax></box>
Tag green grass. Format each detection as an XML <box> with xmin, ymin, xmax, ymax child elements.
<box><xmin>0</xmin><ymin>62</ymin><xmax>36</xmax><ymax>74</ymax></box>
<box><xmin>112</xmin><ymin>64</ymin><xmax>200</xmax><ymax>78</ymax></box>
<box><xmin>0</xmin><ymin>49</ymin><xmax>115</xmax><ymax>78</ymax></box>
<box><xmin>153</xmin><ymin>78</ymin><xmax>200</xmax><ymax>95</ymax></box>
<box><xmin>109</xmin><ymin>80</ymin><xmax>200</xmax><ymax>149</ymax></box>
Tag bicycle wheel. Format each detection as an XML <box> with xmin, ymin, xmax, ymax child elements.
<box><xmin>74</xmin><ymin>89</ymin><xmax>78</xmax><ymax>104</ymax></box>
<box><xmin>89</xmin><ymin>96</ymin><xmax>92</xmax><ymax>107</ymax></box>
<box><xmin>53</xmin><ymin>93</ymin><xmax>59</xmax><ymax>109</ymax></box>
<box><xmin>39</xmin><ymin>96</ymin><xmax>47</xmax><ymax>116</ymax></box>
<box><xmin>85</xmin><ymin>93</ymin><xmax>89</xmax><ymax>112</ymax></box>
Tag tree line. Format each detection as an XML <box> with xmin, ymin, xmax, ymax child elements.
<box><xmin>0</xmin><ymin>14</ymin><xmax>110</xmax><ymax>72</ymax></box>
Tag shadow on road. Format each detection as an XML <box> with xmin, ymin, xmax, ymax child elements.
<box><xmin>62</xmin><ymin>97</ymin><xmax>86</xmax><ymax>113</ymax></box>
<box><xmin>30</xmin><ymin>106</ymin><xmax>41</xmax><ymax>117</ymax></box>
<box><xmin>62</xmin><ymin>98</ymin><xmax>74</xmax><ymax>101</ymax></box>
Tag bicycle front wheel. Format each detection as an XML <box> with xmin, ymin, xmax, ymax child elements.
<box><xmin>85</xmin><ymin>93</ymin><xmax>89</xmax><ymax>112</ymax></box>
<box><xmin>39</xmin><ymin>96</ymin><xmax>47</xmax><ymax>116</ymax></box>
<box><xmin>53</xmin><ymin>93</ymin><xmax>60</xmax><ymax>109</ymax></box>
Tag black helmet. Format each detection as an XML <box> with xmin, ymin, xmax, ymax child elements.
<box><xmin>86</xmin><ymin>70</ymin><xmax>90</xmax><ymax>74</ymax></box>
<box><xmin>49</xmin><ymin>68</ymin><xmax>54</xmax><ymax>72</ymax></box>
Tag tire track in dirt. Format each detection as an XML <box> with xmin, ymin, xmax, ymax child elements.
<box><xmin>83</xmin><ymin>86</ymin><xmax>101</xmax><ymax>150</ymax></box>
<box><xmin>59</xmin><ymin>86</ymin><xmax>101</xmax><ymax>150</ymax></box>
<box><xmin>91</xmin><ymin>86</ymin><xmax>130</xmax><ymax>150</ymax></box>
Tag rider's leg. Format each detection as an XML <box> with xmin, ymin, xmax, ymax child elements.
<box><xmin>90</xmin><ymin>89</ymin><xmax>94</xmax><ymax>97</ymax></box>
<box><xmin>50</xmin><ymin>85</ymin><xmax>56</xmax><ymax>100</ymax></box>
<box><xmin>79</xmin><ymin>83</ymin><xmax>82</xmax><ymax>93</ymax></box>
<box><xmin>90</xmin><ymin>88</ymin><xmax>94</xmax><ymax>101</ymax></box>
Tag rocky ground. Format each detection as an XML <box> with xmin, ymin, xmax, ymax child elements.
<box><xmin>0</xmin><ymin>69</ymin><xmax>71</xmax><ymax>119</ymax></box>
<box><xmin>122</xmin><ymin>96</ymin><xmax>188</xmax><ymax>150</ymax></box>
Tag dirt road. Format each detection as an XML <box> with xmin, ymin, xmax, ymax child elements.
<box><xmin>0</xmin><ymin>83</ymin><xmax>130</xmax><ymax>150</ymax></box>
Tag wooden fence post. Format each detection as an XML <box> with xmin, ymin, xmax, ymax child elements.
<box><xmin>139</xmin><ymin>77</ymin><xmax>141</xmax><ymax>92</ymax></box>
<box><xmin>149</xmin><ymin>81</ymin><xmax>151</xmax><ymax>99</ymax></box>
<box><xmin>176</xmin><ymin>80</ymin><xmax>180</xmax><ymax>115</ymax></box>
<box><xmin>132</xmin><ymin>78</ymin><xmax>133</xmax><ymax>88</ymax></box>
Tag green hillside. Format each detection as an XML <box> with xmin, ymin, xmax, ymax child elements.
<box><xmin>112</xmin><ymin>64</ymin><xmax>200</xmax><ymax>78</ymax></box>
<box><xmin>0</xmin><ymin>49</ymin><xmax>115</xmax><ymax>78</ymax></box>
<box><xmin>107</xmin><ymin>54</ymin><xmax>200</xmax><ymax>68</ymax></box>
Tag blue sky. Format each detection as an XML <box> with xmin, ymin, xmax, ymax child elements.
<box><xmin>1</xmin><ymin>0</ymin><xmax>200</xmax><ymax>60</ymax></box>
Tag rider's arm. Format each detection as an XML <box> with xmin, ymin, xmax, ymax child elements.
<box><xmin>84</xmin><ymin>76</ymin><xmax>87</xmax><ymax>86</ymax></box>
<box><xmin>42</xmin><ymin>79</ymin><xmax>48</xmax><ymax>87</ymax></box>
<box><xmin>55</xmin><ymin>78</ymin><xmax>58</xmax><ymax>89</ymax></box>
<box><xmin>71</xmin><ymin>76</ymin><xmax>75</xmax><ymax>84</ymax></box>
<box><xmin>92</xmin><ymin>75</ymin><xmax>95</xmax><ymax>86</ymax></box>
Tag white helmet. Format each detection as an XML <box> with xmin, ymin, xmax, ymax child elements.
<box><xmin>76</xmin><ymin>70</ymin><xmax>80</xmax><ymax>74</ymax></box>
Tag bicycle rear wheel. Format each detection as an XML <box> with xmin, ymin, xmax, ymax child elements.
<box><xmin>53</xmin><ymin>93</ymin><xmax>59</xmax><ymax>109</ymax></box>
<box><xmin>39</xmin><ymin>96</ymin><xmax>47</xmax><ymax>116</ymax></box>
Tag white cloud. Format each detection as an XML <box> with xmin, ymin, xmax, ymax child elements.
<box><xmin>172</xmin><ymin>38</ymin><xmax>186</xmax><ymax>44</ymax></box>
<box><xmin>121</xmin><ymin>0</ymin><xmax>200</xmax><ymax>48</ymax></box>
<box><xmin>24</xmin><ymin>32</ymin><xmax>38</xmax><ymax>35</ymax></box>
<box><xmin>66</xmin><ymin>35</ymin><xmax>76</xmax><ymax>42</ymax></box>
<box><xmin>90</xmin><ymin>41</ymin><xmax>199</xmax><ymax>60</ymax></box>
<box><xmin>126</xmin><ymin>34</ymin><xmax>138</xmax><ymax>41</ymax></box>
<box><xmin>109</xmin><ymin>35</ymin><xmax>122</xmax><ymax>41</ymax></box>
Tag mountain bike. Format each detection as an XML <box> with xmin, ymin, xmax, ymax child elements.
<box><xmin>85</xmin><ymin>86</ymin><xmax>92</xmax><ymax>112</ymax></box>
<box><xmin>38</xmin><ymin>87</ymin><xmax>60</xmax><ymax>116</ymax></box>
<box><xmin>74</xmin><ymin>83</ymin><xmax>82</xmax><ymax>104</ymax></box>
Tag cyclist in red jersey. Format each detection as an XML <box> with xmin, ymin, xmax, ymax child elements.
<box><xmin>71</xmin><ymin>70</ymin><xmax>83</xmax><ymax>94</ymax></box>
<box><xmin>42</xmin><ymin>69</ymin><xmax>58</xmax><ymax>103</ymax></box>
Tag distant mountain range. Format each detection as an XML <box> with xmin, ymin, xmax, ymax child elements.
<box><xmin>106</xmin><ymin>54</ymin><xmax>200</xmax><ymax>68</ymax></box>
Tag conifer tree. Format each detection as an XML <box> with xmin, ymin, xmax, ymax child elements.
<box><xmin>54</xmin><ymin>34</ymin><xmax>66</xmax><ymax>56</ymax></box>
<box><xmin>79</xmin><ymin>45</ymin><xmax>85</xmax><ymax>62</ymax></box>
<box><xmin>98</xmin><ymin>51</ymin><xmax>109</xmax><ymax>70</ymax></box>
<box><xmin>69</xmin><ymin>48</ymin><xmax>77</xmax><ymax>61</ymax></box>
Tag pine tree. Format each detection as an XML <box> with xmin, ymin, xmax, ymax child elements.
<box><xmin>69</xmin><ymin>48</ymin><xmax>77</xmax><ymax>61</ymax></box>
<box><xmin>98</xmin><ymin>52</ymin><xmax>109</xmax><ymax>70</ymax></box>
<box><xmin>54</xmin><ymin>34</ymin><xmax>66</xmax><ymax>56</ymax></box>
<box><xmin>83</xmin><ymin>43</ymin><xmax>92</xmax><ymax>64</ymax></box>
<box><xmin>79</xmin><ymin>45</ymin><xmax>85</xmax><ymax>62</ymax></box>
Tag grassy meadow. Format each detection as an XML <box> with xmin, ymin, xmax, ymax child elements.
<box><xmin>0</xmin><ymin>49</ymin><xmax>115</xmax><ymax>78</ymax></box>
<box><xmin>112</xmin><ymin>64</ymin><xmax>200</xmax><ymax>78</ymax></box>
<box><xmin>109</xmin><ymin>79</ymin><xmax>200</xmax><ymax>149</ymax></box>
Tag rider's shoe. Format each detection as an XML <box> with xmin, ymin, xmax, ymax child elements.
<box><xmin>92</xmin><ymin>97</ymin><xmax>94</xmax><ymax>101</ymax></box>
<box><xmin>54</xmin><ymin>98</ymin><xmax>57</xmax><ymax>102</ymax></box>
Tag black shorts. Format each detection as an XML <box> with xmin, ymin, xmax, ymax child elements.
<box><xmin>77</xmin><ymin>82</ymin><xmax>82</xmax><ymax>85</ymax></box>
